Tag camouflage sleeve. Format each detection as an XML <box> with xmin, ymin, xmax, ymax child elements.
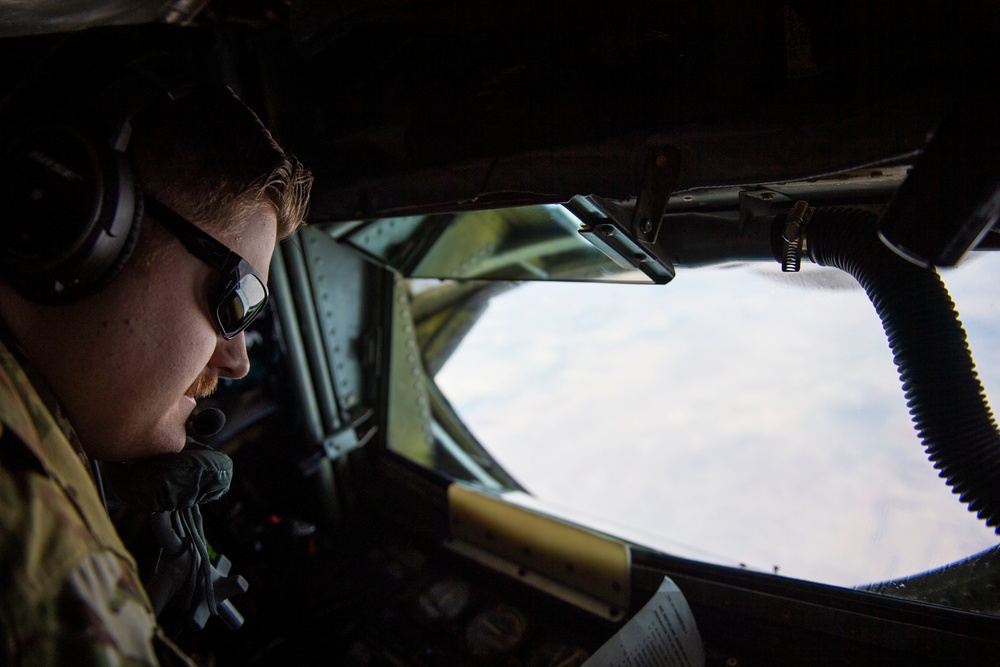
<box><xmin>41</xmin><ymin>551</ymin><xmax>194</xmax><ymax>666</ymax></box>
<box><xmin>0</xmin><ymin>442</ymin><xmax>197</xmax><ymax>666</ymax></box>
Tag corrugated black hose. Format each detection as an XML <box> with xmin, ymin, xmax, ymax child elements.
<box><xmin>773</xmin><ymin>206</ymin><xmax>1000</xmax><ymax>533</ymax></box>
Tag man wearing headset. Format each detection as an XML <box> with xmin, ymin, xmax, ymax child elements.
<box><xmin>0</xmin><ymin>33</ymin><xmax>312</xmax><ymax>665</ymax></box>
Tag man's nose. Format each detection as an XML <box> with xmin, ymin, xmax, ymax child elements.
<box><xmin>209</xmin><ymin>332</ymin><xmax>251</xmax><ymax>379</ymax></box>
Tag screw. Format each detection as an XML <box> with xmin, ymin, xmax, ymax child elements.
<box><xmin>640</xmin><ymin>218</ymin><xmax>653</xmax><ymax>234</ymax></box>
<box><xmin>599</xmin><ymin>225</ymin><xmax>615</xmax><ymax>237</ymax></box>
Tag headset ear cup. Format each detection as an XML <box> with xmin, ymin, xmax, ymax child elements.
<box><xmin>0</xmin><ymin>128</ymin><xmax>144</xmax><ymax>304</ymax></box>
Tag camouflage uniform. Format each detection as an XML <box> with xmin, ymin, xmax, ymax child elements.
<box><xmin>0</xmin><ymin>339</ymin><xmax>196</xmax><ymax>666</ymax></box>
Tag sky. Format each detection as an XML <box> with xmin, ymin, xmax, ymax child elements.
<box><xmin>434</xmin><ymin>254</ymin><xmax>1000</xmax><ymax>589</ymax></box>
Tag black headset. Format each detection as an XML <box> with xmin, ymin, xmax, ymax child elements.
<box><xmin>0</xmin><ymin>50</ymin><xmax>197</xmax><ymax>304</ymax></box>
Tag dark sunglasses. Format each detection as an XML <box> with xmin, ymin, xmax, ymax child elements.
<box><xmin>143</xmin><ymin>196</ymin><xmax>269</xmax><ymax>340</ymax></box>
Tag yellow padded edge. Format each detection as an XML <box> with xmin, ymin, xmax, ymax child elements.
<box><xmin>449</xmin><ymin>483</ymin><xmax>631</xmax><ymax>610</ymax></box>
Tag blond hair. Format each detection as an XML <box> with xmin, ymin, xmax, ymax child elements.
<box><xmin>130</xmin><ymin>85</ymin><xmax>312</xmax><ymax>240</ymax></box>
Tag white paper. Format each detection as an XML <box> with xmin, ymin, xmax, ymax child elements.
<box><xmin>582</xmin><ymin>576</ymin><xmax>705</xmax><ymax>667</ymax></box>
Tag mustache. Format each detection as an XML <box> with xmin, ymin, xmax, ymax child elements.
<box><xmin>186</xmin><ymin>372</ymin><xmax>219</xmax><ymax>399</ymax></box>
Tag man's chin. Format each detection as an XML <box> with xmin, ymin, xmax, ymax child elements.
<box><xmin>140</xmin><ymin>430</ymin><xmax>189</xmax><ymax>457</ymax></box>
<box><xmin>91</xmin><ymin>426</ymin><xmax>188</xmax><ymax>462</ymax></box>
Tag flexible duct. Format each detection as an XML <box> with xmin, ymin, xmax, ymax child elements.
<box><xmin>773</xmin><ymin>207</ymin><xmax>1000</xmax><ymax>532</ymax></box>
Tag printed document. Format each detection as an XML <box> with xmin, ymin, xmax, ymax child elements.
<box><xmin>583</xmin><ymin>576</ymin><xmax>704</xmax><ymax>667</ymax></box>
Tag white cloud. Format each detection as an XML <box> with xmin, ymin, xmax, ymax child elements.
<box><xmin>435</xmin><ymin>258</ymin><xmax>1000</xmax><ymax>588</ymax></box>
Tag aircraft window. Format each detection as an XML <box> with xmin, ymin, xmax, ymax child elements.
<box><xmin>387</xmin><ymin>247</ymin><xmax>1000</xmax><ymax>610</ymax></box>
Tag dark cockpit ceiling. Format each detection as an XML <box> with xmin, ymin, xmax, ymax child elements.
<box><xmin>4</xmin><ymin>0</ymin><xmax>998</xmax><ymax>224</ymax></box>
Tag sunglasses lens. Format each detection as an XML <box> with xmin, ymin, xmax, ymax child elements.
<box><xmin>216</xmin><ymin>274</ymin><xmax>268</xmax><ymax>338</ymax></box>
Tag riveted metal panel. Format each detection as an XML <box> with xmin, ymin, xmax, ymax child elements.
<box><xmin>301</xmin><ymin>227</ymin><xmax>373</xmax><ymax>422</ymax></box>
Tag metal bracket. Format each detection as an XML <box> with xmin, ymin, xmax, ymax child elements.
<box><xmin>632</xmin><ymin>145</ymin><xmax>681</xmax><ymax>246</ymax></box>
<box><xmin>738</xmin><ymin>188</ymin><xmax>793</xmax><ymax>226</ymax></box>
<box><xmin>322</xmin><ymin>426</ymin><xmax>364</xmax><ymax>460</ymax></box>
<box><xmin>570</xmin><ymin>195</ymin><xmax>676</xmax><ymax>284</ymax></box>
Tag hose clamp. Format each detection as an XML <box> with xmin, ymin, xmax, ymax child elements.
<box><xmin>781</xmin><ymin>200</ymin><xmax>815</xmax><ymax>272</ymax></box>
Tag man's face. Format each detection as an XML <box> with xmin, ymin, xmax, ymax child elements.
<box><xmin>34</xmin><ymin>200</ymin><xmax>278</xmax><ymax>461</ymax></box>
